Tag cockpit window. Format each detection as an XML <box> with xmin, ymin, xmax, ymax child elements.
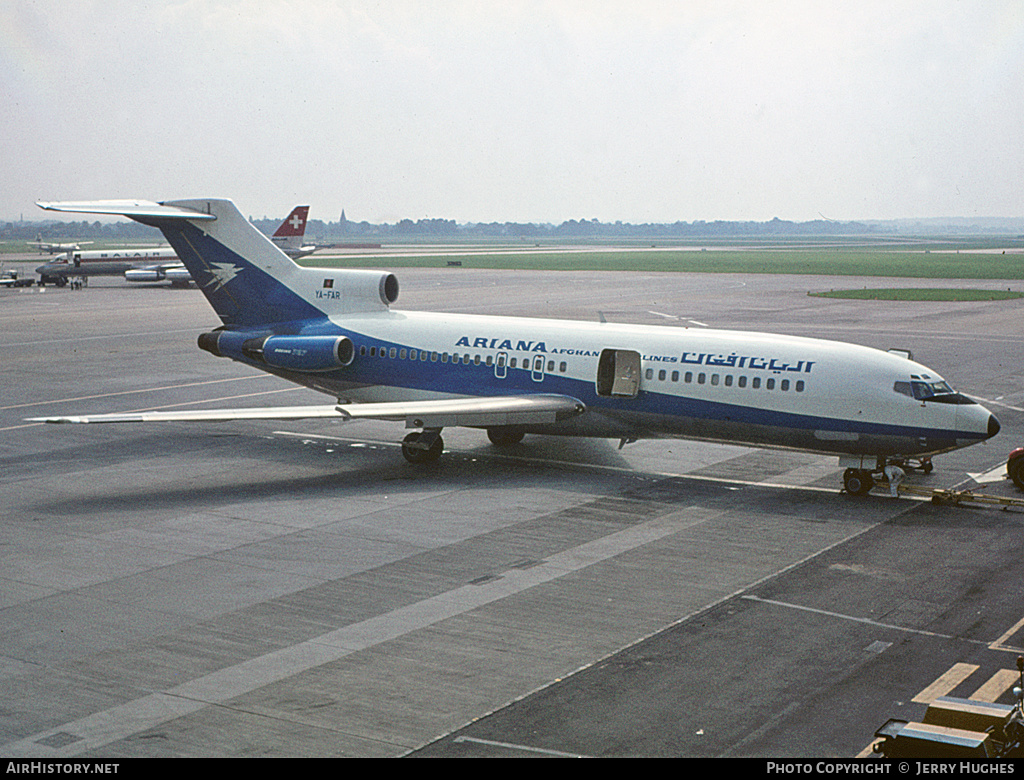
<box><xmin>912</xmin><ymin>380</ymin><xmax>953</xmax><ymax>400</ymax></box>
<box><xmin>893</xmin><ymin>381</ymin><xmax>913</xmax><ymax>398</ymax></box>
<box><xmin>895</xmin><ymin>379</ymin><xmax>976</xmax><ymax>405</ymax></box>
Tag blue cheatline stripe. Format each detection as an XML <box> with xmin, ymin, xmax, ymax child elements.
<box><xmin>213</xmin><ymin>324</ymin><xmax>978</xmax><ymax>445</ymax></box>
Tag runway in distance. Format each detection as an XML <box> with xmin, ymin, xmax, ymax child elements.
<box><xmin>33</xmin><ymin>198</ymin><xmax>1001</xmax><ymax>494</ymax></box>
<box><xmin>34</xmin><ymin>205</ymin><xmax>315</xmax><ymax>287</ymax></box>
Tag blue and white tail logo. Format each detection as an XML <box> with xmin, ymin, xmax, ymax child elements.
<box><xmin>206</xmin><ymin>262</ymin><xmax>243</xmax><ymax>292</ymax></box>
<box><xmin>146</xmin><ymin>201</ymin><xmax>319</xmax><ymax>327</ymax></box>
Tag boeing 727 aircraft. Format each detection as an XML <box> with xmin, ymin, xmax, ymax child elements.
<box><xmin>32</xmin><ymin>198</ymin><xmax>1000</xmax><ymax>495</ymax></box>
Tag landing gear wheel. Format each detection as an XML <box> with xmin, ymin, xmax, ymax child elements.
<box><xmin>401</xmin><ymin>431</ymin><xmax>443</xmax><ymax>464</ymax></box>
<box><xmin>487</xmin><ymin>426</ymin><xmax>525</xmax><ymax>447</ymax></box>
<box><xmin>843</xmin><ymin>468</ymin><xmax>874</xmax><ymax>496</ymax></box>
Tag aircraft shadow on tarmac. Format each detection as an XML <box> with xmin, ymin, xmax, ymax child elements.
<box><xmin>20</xmin><ymin>426</ymin><xmax>659</xmax><ymax>517</ymax></box>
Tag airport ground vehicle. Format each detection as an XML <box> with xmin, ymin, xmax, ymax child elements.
<box><xmin>1009</xmin><ymin>448</ymin><xmax>1024</xmax><ymax>490</ymax></box>
<box><xmin>873</xmin><ymin>658</ymin><xmax>1024</xmax><ymax>758</ymax></box>
<box><xmin>0</xmin><ymin>269</ymin><xmax>34</xmax><ymax>287</ymax></box>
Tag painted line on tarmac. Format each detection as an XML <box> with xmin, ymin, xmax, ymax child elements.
<box><xmin>452</xmin><ymin>735</ymin><xmax>585</xmax><ymax>758</ymax></box>
<box><xmin>742</xmin><ymin>595</ymin><xmax>992</xmax><ymax>645</ymax></box>
<box><xmin>0</xmin><ymin>373</ymin><xmax>276</xmax><ymax>412</ymax></box>
<box><xmin>1</xmin><ymin>508</ymin><xmax>712</xmax><ymax>757</ymax></box>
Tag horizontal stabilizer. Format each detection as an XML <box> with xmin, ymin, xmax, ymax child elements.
<box><xmin>29</xmin><ymin>394</ymin><xmax>586</xmax><ymax>429</ymax></box>
<box><xmin>36</xmin><ymin>200</ymin><xmax>217</xmax><ymax>221</ymax></box>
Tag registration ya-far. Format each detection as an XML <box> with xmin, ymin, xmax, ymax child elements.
<box><xmin>33</xmin><ymin>199</ymin><xmax>1000</xmax><ymax>495</ymax></box>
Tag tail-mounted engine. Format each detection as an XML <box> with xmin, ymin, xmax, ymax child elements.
<box><xmin>313</xmin><ymin>270</ymin><xmax>399</xmax><ymax>312</ymax></box>
<box><xmin>199</xmin><ymin>331</ymin><xmax>355</xmax><ymax>372</ymax></box>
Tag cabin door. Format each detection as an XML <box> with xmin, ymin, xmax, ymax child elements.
<box><xmin>596</xmin><ymin>349</ymin><xmax>641</xmax><ymax>398</ymax></box>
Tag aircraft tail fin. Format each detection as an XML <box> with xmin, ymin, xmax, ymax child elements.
<box><xmin>271</xmin><ymin>205</ymin><xmax>310</xmax><ymax>254</ymax></box>
<box><xmin>37</xmin><ymin>199</ymin><xmax>397</xmax><ymax>328</ymax></box>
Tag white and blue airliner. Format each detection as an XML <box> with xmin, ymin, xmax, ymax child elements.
<box><xmin>33</xmin><ymin>198</ymin><xmax>1000</xmax><ymax>495</ymax></box>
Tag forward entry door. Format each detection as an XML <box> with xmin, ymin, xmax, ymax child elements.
<box><xmin>596</xmin><ymin>349</ymin><xmax>641</xmax><ymax>398</ymax></box>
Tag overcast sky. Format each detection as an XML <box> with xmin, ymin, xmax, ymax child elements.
<box><xmin>3</xmin><ymin>0</ymin><xmax>1023</xmax><ymax>224</ymax></box>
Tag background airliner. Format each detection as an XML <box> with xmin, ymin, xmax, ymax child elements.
<box><xmin>37</xmin><ymin>245</ymin><xmax>181</xmax><ymax>287</ymax></box>
<box><xmin>32</xmin><ymin>198</ymin><xmax>1000</xmax><ymax>495</ymax></box>
<box><xmin>31</xmin><ymin>234</ymin><xmax>93</xmax><ymax>253</ymax></box>
<box><xmin>35</xmin><ymin>205</ymin><xmax>314</xmax><ymax>287</ymax></box>
<box><xmin>270</xmin><ymin>205</ymin><xmax>318</xmax><ymax>259</ymax></box>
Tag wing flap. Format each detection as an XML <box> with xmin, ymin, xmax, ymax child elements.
<box><xmin>339</xmin><ymin>393</ymin><xmax>586</xmax><ymax>428</ymax></box>
<box><xmin>29</xmin><ymin>394</ymin><xmax>586</xmax><ymax>428</ymax></box>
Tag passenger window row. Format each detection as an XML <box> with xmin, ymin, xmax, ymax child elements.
<box><xmin>358</xmin><ymin>345</ymin><xmax>569</xmax><ymax>373</ymax></box>
<box><xmin>644</xmin><ymin>367</ymin><xmax>805</xmax><ymax>392</ymax></box>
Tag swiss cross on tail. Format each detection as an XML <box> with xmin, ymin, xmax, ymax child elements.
<box><xmin>273</xmin><ymin>205</ymin><xmax>309</xmax><ymax>237</ymax></box>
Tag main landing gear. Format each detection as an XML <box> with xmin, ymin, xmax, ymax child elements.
<box><xmin>486</xmin><ymin>426</ymin><xmax>525</xmax><ymax>447</ymax></box>
<box><xmin>401</xmin><ymin>429</ymin><xmax>444</xmax><ymax>464</ymax></box>
<box><xmin>400</xmin><ymin>426</ymin><xmax>527</xmax><ymax>464</ymax></box>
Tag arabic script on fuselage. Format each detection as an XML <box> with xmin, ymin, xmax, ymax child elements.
<box><xmin>454</xmin><ymin>337</ymin><xmax>815</xmax><ymax>373</ymax></box>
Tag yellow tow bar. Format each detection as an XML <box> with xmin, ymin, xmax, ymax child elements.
<box><xmin>887</xmin><ymin>481</ymin><xmax>1024</xmax><ymax>509</ymax></box>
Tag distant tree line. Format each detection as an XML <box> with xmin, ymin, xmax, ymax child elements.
<box><xmin>5</xmin><ymin>214</ymin><xmax>879</xmax><ymax>243</ymax></box>
<box><xmin>249</xmin><ymin>214</ymin><xmax>879</xmax><ymax>240</ymax></box>
<box><xmin>4</xmin><ymin>219</ymin><xmax>164</xmax><ymax>241</ymax></box>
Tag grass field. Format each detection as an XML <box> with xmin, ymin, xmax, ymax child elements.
<box><xmin>299</xmin><ymin>246</ymin><xmax>1024</xmax><ymax>279</ymax></box>
<box><xmin>809</xmin><ymin>288</ymin><xmax>1024</xmax><ymax>301</ymax></box>
<box><xmin>6</xmin><ymin>236</ymin><xmax>1023</xmax><ymax>280</ymax></box>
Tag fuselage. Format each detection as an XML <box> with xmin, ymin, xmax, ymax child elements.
<box><xmin>36</xmin><ymin>247</ymin><xmax>179</xmax><ymax>278</ymax></box>
<box><xmin>210</xmin><ymin>307</ymin><xmax>998</xmax><ymax>460</ymax></box>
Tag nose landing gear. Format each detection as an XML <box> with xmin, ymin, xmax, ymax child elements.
<box><xmin>843</xmin><ymin>458</ymin><xmax>910</xmax><ymax>497</ymax></box>
<box><xmin>843</xmin><ymin>468</ymin><xmax>875</xmax><ymax>496</ymax></box>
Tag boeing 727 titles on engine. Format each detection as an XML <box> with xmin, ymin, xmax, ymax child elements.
<box><xmin>32</xmin><ymin>198</ymin><xmax>1000</xmax><ymax>495</ymax></box>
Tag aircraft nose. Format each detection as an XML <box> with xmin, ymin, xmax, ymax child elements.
<box><xmin>988</xmin><ymin>413</ymin><xmax>1000</xmax><ymax>439</ymax></box>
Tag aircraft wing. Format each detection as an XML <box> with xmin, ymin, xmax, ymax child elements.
<box><xmin>29</xmin><ymin>393</ymin><xmax>586</xmax><ymax>429</ymax></box>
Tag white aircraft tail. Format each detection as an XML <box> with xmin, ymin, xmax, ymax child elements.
<box><xmin>37</xmin><ymin>199</ymin><xmax>398</xmax><ymax>327</ymax></box>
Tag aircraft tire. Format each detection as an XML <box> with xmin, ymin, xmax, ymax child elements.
<box><xmin>843</xmin><ymin>468</ymin><xmax>874</xmax><ymax>496</ymax></box>
<box><xmin>401</xmin><ymin>432</ymin><xmax>443</xmax><ymax>464</ymax></box>
<box><xmin>487</xmin><ymin>426</ymin><xmax>525</xmax><ymax>447</ymax></box>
